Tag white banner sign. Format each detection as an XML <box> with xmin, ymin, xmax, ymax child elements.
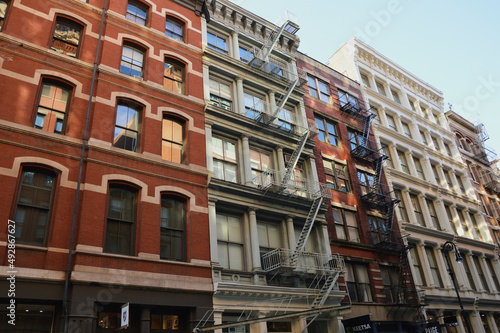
<box><xmin>121</xmin><ymin>303</ymin><xmax>130</xmax><ymax>329</ymax></box>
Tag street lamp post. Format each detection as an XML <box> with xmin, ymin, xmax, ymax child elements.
<box><xmin>442</xmin><ymin>241</ymin><xmax>472</xmax><ymax>333</ymax></box>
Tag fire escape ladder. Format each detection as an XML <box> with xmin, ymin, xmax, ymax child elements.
<box><xmin>281</xmin><ymin>130</ymin><xmax>310</xmax><ymax>188</ymax></box>
<box><xmin>361</xmin><ymin>113</ymin><xmax>375</xmax><ymax>146</ymax></box>
<box><xmin>261</xmin><ymin>20</ymin><xmax>293</xmax><ymax>62</ymax></box>
<box><xmin>261</xmin><ymin>76</ymin><xmax>301</xmax><ymax>125</ymax></box>
<box><xmin>290</xmin><ymin>197</ymin><xmax>323</xmax><ymax>267</ymax></box>
<box><xmin>373</xmin><ymin>155</ymin><xmax>387</xmax><ymax>191</ymax></box>
<box><xmin>310</xmin><ymin>272</ymin><xmax>340</xmax><ymax>308</ymax></box>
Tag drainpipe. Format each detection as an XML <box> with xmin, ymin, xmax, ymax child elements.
<box><xmin>63</xmin><ymin>1</ymin><xmax>108</xmax><ymax>332</ymax></box>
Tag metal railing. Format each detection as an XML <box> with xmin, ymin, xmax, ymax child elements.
<box><xmin>261</xmin><ymin>248</ymin><xmax>344</xmax><ymax>273</ymax></box>
<box><xmin>255</xmin><ymin>169</ymin><xmax>332</xmax><ymax>200</ymax></box>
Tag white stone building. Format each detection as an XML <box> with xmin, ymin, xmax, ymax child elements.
<box><xmin>328</xmin><ymin>37</ymin><xmax>500</xmax><ymax>332</ymax></box>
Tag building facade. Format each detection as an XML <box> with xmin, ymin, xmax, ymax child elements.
<box><xmin>0</xmin><ymin>0</ymin><xmax>211</xmax><ymax>332</ymax></box>
<box><xmin>329</xmin><ymin>38</ymin><xmax>500</xmax><ymax>332</ymax></box>
<box><xmin>197</xmin><ymin>1</ymin><xmax>347</xmax><ymax>332</ymax></box>
<box><xmin>297</xmin><ymin>51</ymin><xmax>423</xmax><ymax>332</ymax></box>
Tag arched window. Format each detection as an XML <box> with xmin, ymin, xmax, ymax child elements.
<box><xmin>162</xmin><ymin>116</ymin><xmax>184</xmax><ymax>163</ymax></box>
<box><xmin>120</xmin><ymin>43</ymin><xmax>145</xmax><ymax>78</ymax></box>
<box><xmin>0</xmin><ymin>1</ymin><xmax>10</xmax><ymax>31</ymax></box>
<box><xmin>163</xmin><ymin>58</ymin><xmax>184</xmax><ymax>94</ymax></box>
<box><xmin>160</xmin><ymin>195</ymin><xmax>186</xmax><ymax>261</ymax></box>
<box><xmin>113</xmin><ymin>100</ymin><xmax>142</xmax><ymax>152</ymax></box>
<box><xmin>12</xmin><ymin>166</ymin><xmax>57</xmax><ymax>246</ymax></box>
<box><xmin>126</xmin><ymin>0</ymin><xmax>148</xmax><ymax>26</ymax></box>
<box><xmin>104</xmin><ymin>184</ymin><xmax>138</xmax><ymax>255</ymax></box>
<box><xmin>165</xmin><ymin>16</ymin><xmax>184</xmax><ymax>41</ymax></box>
<box><xmin>34</xmin><ymin>79</ymin><xmax>73</xmax><ymax>134</ymax></box>
<box><xmin>50</xmin><ymin>17</ymin><xmax>84</xmax><ymax>58</ymax></box>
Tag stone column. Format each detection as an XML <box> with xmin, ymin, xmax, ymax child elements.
<box><xmin>393</xmin><ymin>114</ymin><xmax>404</xmax><ymax>133</ymax></box>
<box><xmin>248</xmin><ymin>208</ymin><xmax>262</xmax><ymax>271</ymax></box>
<box><xmin>402</xmin><ymin>189</ymin><xmax>419</xmax><ymax>225</ymax></box>
<box><xmin>454</xmin><ymin>310</ymin><xmax>467</xmax><ymax>333</ymax></box>
<box><xmin>435</xmin><ymin>164</ymin><xmax>447</xmax><ymax>188</ymax></box>
<box><xmin>203</xmin><ymin>64</ymin><xmax>211</xmax><ymax>101</ymax></box>
<box><xmin>474</xmin><ymin>212</ymin><xmax>492</xmax><ymax>242</ymax></box>
<box><xmin>140</xmin><ymin>307</ymin><xmax>151</xmax><ymax>333</ymax></box>
<box><xmin>487</xmin><ymin>312</ymin><xmax>499</xmax><ymax>333</ymax></box>
<box><xmin>462</xmin><ymin>209</ymin><xmax>475</xmax><ymax>239</ymax></box>
<box><xmin>450</xmin><ymin>205</ymin><xmax>465</xmax><ymax>237</ymax></box>
<box><xmin>241</xmin><ymin>136</ymin><xmax>254</xmax><ymax>186</ymax></box>
<box><xmin>378</xmin><ymin>106</ymin><xmax>389</xmax><ymax>127</ymax></box>
<box><xmin>407</xmin><ymin>151</ymin><xmax>418</xmax><ymax>177</ymax></box>
<box><xmin>420</xmin><ymin>129</ymin><xmax>430</xmax><ymax>147</ymax></box>
<box><xmin>418</xmin><ymin>194</ymin><xmax>433</xmax><ymax>228</ymax></box>
<box><xmin>236</xmin><ymin>78</ymin><xmax>245</xmax><ymax>115</ymax></box>
<box><xmin>213</xmin><ymin>310</ymin><xmax>223</xmax><ymax>333</ymax></box>
<box><xmin>466</xmin><ymin>253</ymin><xmax>484</xmax><ymax>291</ymax></box>
<box><xmin>390</xmin><ymin>144</ymin><xmax>403</xmax><ymax>173</ymax></box>
<box><xmin>414</xmin><ymin>100</ymin><xmax>425</xmax><ymax>117</ymax></box>
<box><xmin>205</xmin><ymin>122</ymin><xmax>213</xmax><ymax>172</ymax></box>
<box><xmin>309</xmin><ymin>156</ymin><xmax>320</xmax><ymax>192</ymax></box>
<box><xmin>435</xmin><ymin>247</ymin><xmax>451</xmax><ymax>288</ymax></box>
<box><xmin>435</xmin><ymin>199</ymin><xmax>452</xmax><ymax>232</ymax></box>
<box><xmin>231</xmin><ymin>31</ymin><xmax>239</xmax><ymax>59</ymax></box>
<box><xmin>469</xmin><ymin>311</ymin><xmax>485</xmax><ymax>333</ymax></box>
<box><xmin>421</xmin><ymin>157</ymin><xmax>434</xmax><ymax>183</ymax></box>
<box><xmin>286</xmin><ymin>216</ymin><xmax>296</xmax><ymax>250</ymax></box>
<box><xmin>277</xmin><ymin>146</ymin><xmax>286</xmax><ymax>183</ymax></box>
<box><xmin>449</xmin><ymin>170</ymin><xmax>461</xmax><ymax>194</ymax></box>
<box><xmin>479</xmin><ymin>255</ymin><xmax>496</xmax><ymax>293</ymax></box>
<box><xmin>208</xmin><ymin>199</ymin><xmax>219</xmax><ymax>264</ymax></box>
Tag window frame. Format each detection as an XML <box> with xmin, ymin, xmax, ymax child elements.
<box><xmin>104</xmin><ymin>184</ymin><xmax>138</xmax><ymax>256</ymax></box>
<box><xmin>315</xmin><ymin>117</ymin><xmax>339</xmax><ymax>146</ymax></box>
<box><xmin>332</xmin><ymin>208</ymin><xmax>359</xmax><ymax>242</ymax></box>
<box><xmin>250</xmin><ymin>148</ymin><xmax>271</xmax><ymax>186</ymax></box>
<box><xmin>375</xmin><ymin>80</ymin><xmax>386</xmax><ymax>95</ymax></box>
<box><xmin>472</xmin><ymin>256</ymin><xmax>490</xmax><ymax>292</ymax></box>
<box><xmin>390</xmin><ymin>88</ymin><xmax>401</xmax><ymax>103</ymax></box>
<box><xmin>324</xmin><ymin>159</ymin><xmax>351</xmax><ymax>193</ymax></box>
<box><xmin>393</xmin><ymin>189</ymin><xmax>408</xmax><ymax>222</ymax></box>
<box><xmin>345</xmin><ymin>262</ymin><xmax>373</xmax><ymax>303</ymax></box>
<box><xmin>126</xmin><ymin>0</ymin><xmax>148</xmax><ymax>26</ymax></box>
<box><xmin>338</xmin><ymin>90</ymin><xmax>359</xmax><ymax>110</ymax></box>
<box><xmin>120</xmin><ymin>43</ymin><xmax>146</xmax><ymax>78</ymax></box>
<box><xmin>425</xmin><ymin>246</ymin><xmax>443</xmax><ymax>288</ymax></box>
<box><xmin>12</xmin><ymin>166</ymin><xmax>58</xmax><ymax>246</ymax></box>
<box><xmin>360</xmin><ymin>73</ymin><xmax>370</xmax><ymax>87</ymax></box>
<box><xmin>217</xmin><ymin>214</ymin><xmax>245</xmax><ymax>270</ymax></box>
<box><xmin>409</xmin><ymin>193</ymin><xmax>424</xmax><ymax>225</ymax></box>
<box><xmin>396</xmin><ymin>149</ymin><xmax>409</xmax><ymax>173</ymax></box>
<box><xmin>413</xmin><ymin>156</ymin><xmax>424</xmax><ymax>179</ymax></box>
<box><xmin>386</xmin><ymin>114</ymin><xmax>397</xmax><ymax>131</ymax></box>
<box><xmin>409</xmin><ymin>245</ymin><xmax>426</xmax><ymax>286</ymax></box>
<box><xmin>307</xmin><ymin>75</ymin><xmax>330</xmax><ymax>103</ymax></box>
<box><xmin>207</xmin><ymin>30</ymin><xmax>228</xmax><ymax>54</ymax></box>
<box><xmin>368</xmin><ymin>215</ymin><xmax>388</xmax><ymax>245</ymax></box>
<box><xmin>34</xmin><ymin>79</ymin><xmax>73</xmax><ymax>134</ymax></box>
<box><xmin>401</xmin><ymin>121</ymin><xmax>412</xmax><ymax>138</ymax></box>
<box><xmin>163</xmin><ymin>58</ymin><xmax>185</xmax><ymax>94</ymax></box>
<box><xmin>165</xmin><ymin>16</ymin><xmax>184</xmax><ymax>41</ymax></box>
<box><xmin>160</xmin><ymin>194</ymin><xmax>186</xmax><ymax>261</ymax></box>
<box><xmin>209</xmin><ymin>77</ymin><xmax>232</xmax><ymax>111</ymax></box>
<box><xmin>113</xmin><ymin>100</ymin><xmax>142</xmax><ymax>152</ymax></box>
<box><xmin>161</xmin><ymin>115</ymin><xmax>185</xmax><ymax>163</ymax></box>
<box><xmin>0</xmin><ymin>0</ymin><xmax>10</xmax><ymax>31</ymax></box>
<box><xmin>50</xmin><ymin>17</ymin><xmax>84</xmax><ymax>58</ymax></box>
<box><xmin>380</xmin><ymin>265</ymin><xmax>400</xmax><ymax>303</ymax></box>
<box><xmin>425</xmin><ymin>198</ymin><xmax>440</xmax><ymax>229</ymax></box>
<box><xmin>244</xmin><ymin>90</ymin><xmax>265</xmax><ymax>120</ymax></box>
<box><xmin>357</xmin><ymin>170</ymin><xmax>375</xmax><ymax>196</ymax></box>
<box><xmin>212</xmin><ymin>136</ymin><xmax>238</xmax><ymax>183</ymax></box>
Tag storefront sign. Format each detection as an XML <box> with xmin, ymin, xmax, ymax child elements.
<box><xmin>121</xmin><ymin>303</ymin><xmax>130</xmax><ymax>329</ymax></box>
<box><xmin>342</xmin><ymin>315</ymin><xmax>373</xmax><ymax>333</ymax></box>
<box><xmin>424</xmin><ymin>321</ymin><xmax>439</xmax><ymax>333</ymax></box>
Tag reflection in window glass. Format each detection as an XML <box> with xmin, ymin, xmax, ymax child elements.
<box><xmin>120</xmin><ymin>45</ymin><xmax>144</xmax><ymax>78</ymax></box>
<box><xmin>51</xmin><ymin>19</ymin><xmax>82</xmax><ymax>57</ymax></box>
<box><xmin>35</xmin><ymin>82</ymin><xmax>71</xmax><ymax>134</ymax></box>
<box><xmin>126</xmin><ymin>1</ymin><xmax>147</xmax><ymax>25</ymax></box>
<box><xmin>113</xmin><ymin>102</ymin><xmax>141</xmax><ymax>152</ymax></box>
<box><xmin>163</xmin><ymin>59</ymin><xmax>184</xmax><ymax>94</ymax></box>
<box><xmin>165</xmin><ymin>17</ymin><xmax>183</xmax><ymax>40</ymax></box>
<box><xmin>162</xmin><ymin>117</ymin><xmax>184</xmax><ymax>163</ymax></box>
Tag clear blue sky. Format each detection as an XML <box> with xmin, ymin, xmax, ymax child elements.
<box><xmin>235</xmin><ymin>0</ymin><xmax>500</xmax><ymax>160</ymax></box>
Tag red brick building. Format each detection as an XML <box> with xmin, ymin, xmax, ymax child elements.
<box><xmin>0</xmin><ymin>0</ymin><xmax>211</xmax><ymax>332</ymax></box>
<box><xmin>297</xmin><ymin>52</ymin><xmax>424</xmax><ymax>331</ymax></box>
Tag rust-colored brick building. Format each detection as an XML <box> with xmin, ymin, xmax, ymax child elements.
<box><xmin>0</xmin><ymin>0</ymin><xmax>211</xmax><ymax>332</ymax></box>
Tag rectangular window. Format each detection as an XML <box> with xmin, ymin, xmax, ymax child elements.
<box><xmin>244</xmin><ymin>91</ymin><xmax>265</xmax><ymax>120</ymax></box>
<box><xmin>410</xmin><ymin>193</ymin><xmax>424</xmax><ymax>225</ymax></box>
<box><xmin>239</xmin><ymin>45</ymin><xmax>254</xmax><ymax>63</ymax></box>
<box><xmin>258</xmin><ymin>222</ymin><xmax>280</xmax><ymax>260</ymax></box>
<box><xmin>486</xmin><ymin>258</ymin><xmax>500</xmax><ymax>292</ymax></box>
<box><xmin>209</xmin><ymin>78</ymin><xmax>232</xmax><ymax>111</ymax></box>
<box><xmin>368</xmin><ymin>215</ymin><xmax>388</xmax><ymax>245</ymax></box>
<box><xmin>332</xmin><ymin>208</ymin><xmax>359</xmax><ymax>242</ymax></box>
<box><xmin>444</xmin><ymin>142</ymin><xmax>452</xmax><ymax>157</ymax></box>
<box><xmin>401</xmin><ymin>121</ymin><xmax>412</xmax><ymax>138</ymax></box>
<box><xmin>160</xmin><ymin>196</ymin><xmax>185</xmax><ymax>261</ymax></box>
<box><xmin>207</xmin><ymin>31</ymin><xmax>228</xmax><ymax>54</ymax></box>
<box><xmin>348</xmin><ymin>129</ymin><xmax>363</xmax><ymax>150</ymax></box>
<box><xmin>425</xmin><ymin>247</ymin><xmax>443</xmax><ymax>288</ymax></box>
<box><xmin>105</xmin><ymin>185</ymin><xmax>137</xmax><ymax>256</ymax></box>
<box><xmin>113</xmin><ymin>101</ymin><xmax>141</xmax><ymax>152</ymax></box>
<box><xmin>345</xmin><ymin>263</ymin><xmax>372</xmax><ymax>302</ymax></box>
<box><xmin>13</xmin><ymin>168</ymin><xmax>56</xmax><ymax>246</ymax></box>
<box><xmin>324</xmin><ymin>160</ymin><xmax>350</xmax><ymax>192</ymax></box>
<box><xmin>444</xmin><ymin>204</ymin><xmax>458</xmax><ymax>234</ymax></box>
<box><xmin>315</xmin><ymin>117</ymin><xmax>339</xmax><ymax>146</ymax></box>
<box><xmin>394</xmin><ymin>189</ymin><xmax>408</xmax><ymax>222</ymax></box>
<box><xmin>34</xmin><ymin>81</ymin><xmax>71</xmax><ymax>134</ymax></box>
<box><xmin>413</xmin><ymin>157</ymin><xmax>424</xmax><ymax>179</ymax></box>
<box><xmin>360</xmin><ymin>73</ymin><xmax>370</xmax><ymax>87</ymax></box>
<box><xmin>426</xmin><ymin>199</ymin><xmax>440</xmax><ymax>229</ymax></box>
<box><xmin>162</xmin><ymin>117</ymin><xmax>184</xmax><ymax>163</ymax></box>
<box><xmin>469</xmin><ymin>213</ymin><xmax>482</xmax><ymax>241</ymax></box>
<box><xmin>51</xmin><ymin>18</ymin><xmax>83</xmax><ymax>58</ymax></box>
<box><xmin>431</xmin><ymin>164</ymin><xmax>440</xmax><ymax>185</ymax></box>
<box><xmin>380</xmin><ymin>266</ymin><xmax>399</xmax><ymax>303</ymax></box>
<box><xmin>357</xmin><ymin>170</ymin><xmax>375</xmax><ymax>196</ymax></box>
<box><xmin>456</xmin><ymin>176</ymin><xmax>465</xmax><ymax>194</ymax></box>
<box><xmin>375</xmin><ymin>80</ymin><xmax>386</xmax><ymax>95</ymax></box>
<box><xmin>397</xmin><ymin>150</ymin><xmax>409</xmax><ymax>173</ymax></box>
<box><xmin>120</xmin><ymin>44</ymin><xmax>144</xmax><ymax>78</ymax></box>
<box><xmin>307</xmin><ymin>75</ymin><xmax>330</xmax><ymax>103</ymax></box>
<box><xmin>126</xmin><ymin>1</ymin><xmax>148</xmax><ymax>25</ymax></box>
<box><xmin>217</xmin><ymin>214</ymin><xmax>244</xmax><ymax>270</ymax></box>
<box><xmin>463</xmin><ymin>256</ymin><xmax>476</xmax><ymax>290</ymax></box>
<box><xmin>419</xmin><ymin>130</ymin><xmax>428</xmax><ymax>145</ymax></box>
<box><xmin>0</xmin><ymin>1</ymin><xmax>9</xmax><ymax>31</ymax></box>
<box><xmin>338</xmin><ymin>90</ymin><xmax>359</xmax><ymax>110</ymax></box>
<box><xmin>473</xmin><ymin>256</ymin><xmax>490</xmax><ymax>292</ymax></box>
<box><xmin>386</xmin><ymin>114</ymin><xmax>397</xmax><ymax>130</ymax></box>
<box><xmin>213</xmin><ymin>137</ymin><xmax>237</xmax><ymax>183</ymax></box>
<box><xmin>444</xmin><ymin>170</ymin><xmax>454</xmax><ymax>191</ymax></box>
<box><xmin>165</xmin><ymin>16</ymin><xmax>184</xmax><ymax>41</ymax></box>
<box><xmin>277</xmin><ymin>107</ymin><xmax>295</xmax><ymax>132</ymax></box>
<box><xmin>163</xmin><ymin>59</ymin><xmax>184</xmax><ymax>94</ymax></box>
<box><xmin>381</xmin><ymin>143</ymin><xmax>393</xmax><ymax>168</ymax></box>
<box><xmin>408</xmin><ymin>99</ymin><xmax>417</xmax><ymax>112</ymax></box>
<box><xmin>431</xmin><ymin>136</ymin><xmax>440</xmax><ymax>151</ymax></box>
<box><xmin>480</xmin><ymin>196</ymin><xmax>490</xmax><ymax>216</ymax></box>
<box><xmin>250</xmin><ymin>149</ymin><xmax>271</xmax><ymax>186</ymax></box>
<box><xmin>391</xmin><ymin>89</ymin><xmax>401</xmax><ymax>103</ymax></box>
<box><xmin>409</xmin><ymin>245</ymin><xmax>425</xmax><ymax>285</ymax></box>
